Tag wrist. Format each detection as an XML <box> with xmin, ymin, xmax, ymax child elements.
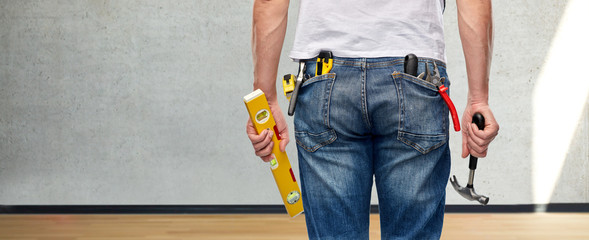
<box><xmin>253</xmin><ymin>82</ymin><xmax>278</xmax><ymax>104</ymax></box>
<box><xmin>467</xmin><ymin>92</ymin><xmax>489</xmax><ymax>106</ymax></box>
<box><xmin>260</xmin><ymin>89</ymin><xmax>277</xmax><ymax>103</ymax></box>
<box><xmin>267</xmin><ymin>97</ymin><xmax>279</xmax><ymax>106</ymax></box>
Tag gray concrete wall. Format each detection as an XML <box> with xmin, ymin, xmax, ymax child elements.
<box><xmin>1</xmin><ymin>0</ymin><xmax>587</xmax><ymax>206</ymax></box>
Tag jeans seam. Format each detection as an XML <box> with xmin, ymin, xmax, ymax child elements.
<box><xmin>393</xmin><ymin>74</ymin><xmax>404</xmax><ymax>137</ymax></box>
<box><xmin>361</xmin><ymin>60</ymin><xmax>372</xmax><ymax>130</ymax></box>
<box><xmin>324</xmin><ymin>75</ymin><xmax>336</xmax><ymax>128</ymax></box>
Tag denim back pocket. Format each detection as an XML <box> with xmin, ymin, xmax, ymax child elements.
<box><xmin>294</xmin><ymin>73</ymin><xmax>337</xmax><ymax>153</ymax></box>
<box><xmin>392</xmin><ymin>72</ymin><xmax>448</xmax><ymax>154</ymax></box>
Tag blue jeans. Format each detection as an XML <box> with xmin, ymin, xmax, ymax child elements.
<box><xmin>294</xmin><ymin>57</ymin><xmax>451</xmax><ymax>240</ymax></box>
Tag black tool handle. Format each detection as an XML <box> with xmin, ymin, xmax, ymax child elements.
<box><xmin>469</xmin><ymin>113</ymin><xmax>486</xmax><ymax>170</ymax></box>
<box><xmin>287</xmin><ymin>80</ymin><xmax>302</xmax><ymax>116</ymax></box>
<box><xmin>404</xmin><ymin>54</ymin><xmax>418</xmax><ymax>77</ymax></box>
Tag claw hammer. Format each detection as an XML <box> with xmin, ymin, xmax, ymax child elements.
<box><xmin>450</xmin><ymin>112</ymin><xmax>490</xmax><ymax>205</ymax></box>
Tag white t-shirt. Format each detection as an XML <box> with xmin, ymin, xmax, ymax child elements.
<box><xmin>289</xmin><ymin>0</ymin><xmax>446</xmax><ymax>62</ymax></box>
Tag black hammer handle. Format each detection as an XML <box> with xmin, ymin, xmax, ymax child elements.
<box><xmin>469</xmin><ymin>113</ymin><xmax>486</xmax><ymax>170</ymax></box>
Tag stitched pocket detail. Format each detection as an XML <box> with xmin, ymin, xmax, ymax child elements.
<box><xmin>392</xmin><ymin>72</ymin><xmax>448</xmax><ymax>154</ymax></box>
<box><xmin>295</xmin><ymin>129</ymin><xmax>337</xmax><ymax>153</ymax></box>
<box><xmin>294</xmin><ymin>73</ymin><xmax>337</xmax><ymax>152</ymax></box>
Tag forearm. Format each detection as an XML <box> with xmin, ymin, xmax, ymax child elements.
<box><xmin>252</xmin><ymin>0</ymin><xmax>290</xmax><ymax>103</ymax></box>
<box><xmin>456</xmin><ymin>0</ymin><xmax>493</xmax><ymax>105</ymax></box>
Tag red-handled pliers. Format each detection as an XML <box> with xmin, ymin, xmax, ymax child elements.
<box><xmin>424</xmin><ymin>62</ymin><xmax>461</xmax><ymax>132</ymax></box>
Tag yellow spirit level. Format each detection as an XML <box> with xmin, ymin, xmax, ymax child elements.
<box><xmin>243</xmin><ymin>89</ymin><xmax>304</xmax><ymax>217</ymax></box>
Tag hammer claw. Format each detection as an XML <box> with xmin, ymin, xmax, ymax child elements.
<box><xmin>449</xmin><ymin>175</ymin><xmax>489</xmax><ymax>205</ymax></box>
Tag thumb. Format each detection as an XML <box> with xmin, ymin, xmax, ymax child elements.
<box><xmin>279</xmin><ymin>138</ymin><xmax>289</xmax><ymax>153</ymax></box>
<box><xmin>278</xmin><ymin>129</ymin><xmax>290</xmax><ymax>152</ymax></box>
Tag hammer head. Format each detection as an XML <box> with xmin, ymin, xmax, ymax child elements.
<box><xmin>450</xmin><ymin>175</ymin><xmax>489</xmax><ymax>205</ymax></box>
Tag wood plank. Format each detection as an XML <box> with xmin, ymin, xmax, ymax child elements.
<box><xmin>0</xmin><ymin>213</ymin><xmax>587</xmax><ymax>239</ymax></box>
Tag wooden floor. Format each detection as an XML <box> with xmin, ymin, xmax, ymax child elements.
<box><xmin>1</xmin><ymin>213</ymin><xmax>588</xmax><ymax>239</ymax></box>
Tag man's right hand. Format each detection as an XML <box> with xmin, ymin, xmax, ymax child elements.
<box><xmin>246</xmin><ymin>102</ymin><xmax>290</xmax><ymax>162</ymax></box>
<box><xmin>461</xmin><ymin>102</ymin><xmax>499</xmax><ymax>158</ymax></box>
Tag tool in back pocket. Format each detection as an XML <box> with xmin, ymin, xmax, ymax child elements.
<box><xmin>418</xmin><ymin>62</ymin><xmax>461</xmax><ymax>132</ymax></box>
<box><xmin>316</xmin><ymin>51</ymin><xmax>333</xmax><ymax>76</ymax></box>
<box><xmin>282</xmin><ymin>74</ymin><xmax>295</xmax><ymax>101</ymax></box>
<box><xmin>404</xmin><ymin>53</ymin><xmax>418</xmax><ymax>77</ymax></box>
<box><xmin>286</xmin><ymin>61</ymin><xmax>307</xmax><ymax>116</ymax></box>
<box><xmin>283</xmin><ymin>51</ymin><xmax>333</xmax><ymax>116</ymax></box>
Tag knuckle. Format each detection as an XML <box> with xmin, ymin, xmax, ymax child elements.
<box><xmin>253</xmin><ymin>142</ymin><xmax>267</xmax><ymax>150</ymax></box>
<box><xmin>253</xmin><ymin>145</ymin><xmax>263</xmax><ymax>152</ymax></box>
<box><xmin>261</xmin><ymin>151</ymin><xmax>272</xmax><ymax>158</ymax></box>
<box><xmin>258</xmin><ymin>149</ymin><xmax>271</xmax><ymax>157</ymax></box>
